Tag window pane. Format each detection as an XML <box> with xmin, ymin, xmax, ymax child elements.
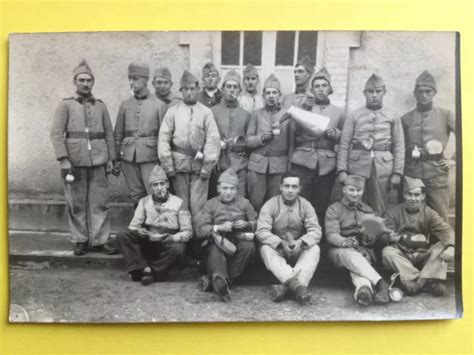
<box><xmin>221</xmin><ymin>31</ymin><xmax>240</xmax><ymax>65</ymax></box>
<box><xmin>243</xmin><ymin>31</ymin><xmax>262</xmax><ymax>66</ymax></box>
<box><xmin>298</xmin><ymin>31</ymin><xmax>318</xmax><ymax>64</ymax></box>
<box><xmin>275</xmin><ymin>31</ymin><xmax>295</xmax><ymax>66</ymax></box>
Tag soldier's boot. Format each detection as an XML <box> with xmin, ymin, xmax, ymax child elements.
<box><xmin>355</xmin><ymin>286</ymin><xmax>373</xmax><ymax>307</ymax></box>
<box><xmin>422</xmin><ymin>280</ymin><xmax>446</xmax><ymax>297</ymax></box>
<box><xmin>128</xmin><ymin>269</ymin><xmax>143</xmax><ymax>282</ymax></box>
<box><xmin>285</xmin><ymin>278</ymin><xmax>311</xmax><ymax>306</ymax></box>
<box><xmin>199</xmin><ymin>275</ymin><xmax>212</xmax><ymax>292</ymax></box>
<box><xmin>373</xmin><ymin>279</ymin><xmax>390</xmax><ymax>305</ymax></box>
<box><xmin>270</xmin><ymin>284</ymin><xmax>290</xmax><ymax>302</ymax></box>
<box><xmin>141</xmin><ymin>267</ymin><xmax>154</xmax><ymax>286</ymax></box>
<box><xmin>212</xmin><ymin>274</ymin><xmax>231</xmax><ymax>302</ymax></box>
<box><xmin>401</xmin><ymin>279</ymin><xmax>423</xmax><ymax>296</ymax></box>
<box><xmin>73</xmin><ymin>242</ymin><xmax>88</xmax><ymax>256</ymax></box>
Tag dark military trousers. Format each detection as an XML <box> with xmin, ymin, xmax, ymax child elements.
<box><xmin>291</xmin><ymin>164</ymin><xmax>335</xmax><ymax>226</ymax></box>
<box><xmin>247</xmin><ymin>171</ymin><xmax>282</xmax><ymax>211</ymax></box>
<box><xmin>365</xmin><ymin>162</ymin><xmax>399</xmax><ymax>215</ymax></box>
<box><xmin>117</xmin><ymin>230</ymin><xmax>186</xmax><ymax>279</ymax></box>
<box><xmin>120</xmin><ymin>160</ymin><xmax>157</xmax><ymax>204</ymax></box>
<box><xmin>64</xmin><ymin>165</ymin><xmax>110</xmax><ymax>246</ymax></box>
<box><xmin>424</xmin><ymin>174</ymin><xmax>450</xmax><ymax>222</ymax></box>
<box><xmin>206</xmin><ymin>240</ymin><xmax>256</xmax><ymax>285</ymax></box>
<box><xmin>172</xmin><ymin>172</ymin><xmax>209</xmax><ymax>219</ymax></box>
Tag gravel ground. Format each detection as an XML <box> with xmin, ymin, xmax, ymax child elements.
<box><xmin>9</xmin><ymin>266</ymin><xmax>460</xmax><ymax>323</ymax></box>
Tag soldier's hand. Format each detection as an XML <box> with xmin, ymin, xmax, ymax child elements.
<box><xmin>438</xmin><ymin>159</ymin><xmax>450</xmax><ymax>171</ymax></box>
<box><xmin>59</xmin><ymin>158</ymin><xmax>74</xmax><ymax>180</ymax></box>
<box><xmin>261</xmin><ymin>132</ymin><xmax>273</xmax><ymax>143</ymax></box>
<box><xmin>166</xmin><ymin>170</ymin><xmax>177</xmax><ymax>179</ymax></box>
<box><xmin>112</xmin><ymin>161</ymin><xmax>121</xmax><ymax>177</ymax></box>
<box><xmin>164</xmin><ymin>234</ymin><xmax>180</xmax><ymax>243</ymax></box>
<box><xmin>216</xmin><ymin>221</ymin><xmax>233</xmax><ymax>233</ymax></box>
<box><xmin>389</xmin><ymin>174</ymin><xmax>401</xmax><ymax>190</ymax></box>
<box><xmin>440</xmin><ymin>246</ymin><xmax>454</xmax><ymax>263</ymax></box>
<box><xmin>200</xmin><ymin>170</ymin><xmax>211</xmax><ymax>180</ymax></box>
<box><xmin>347</xmin><ymin>236</ymin><xmax>359</xmax><ymax>248</ymax></box>
<box><xmin>233</xmin><ymin>220</ymin><xmax>248</xmax><ymax>230</ymax></box>
<box><xmin>388</xmin><ymin>231</ymin><xmax>402</xmax><ymax>243</ymax></box>
<box><xmin>338</xmin><ymin>171</ymin><xmax>348</xmax><ymax>184</ymax></box>
<box><xmin>302</xmin><ymin>95</ymin><xmax>315</xmax><ymax>110</ymax></box>
<box><xmin>136</xmin><ymin>228</ymin><xmax>149</xmax><ymax>237</ymax></box>
<box><xmin>149</xmin><ymin>233</ymin><xmax>168</xmax><ymax>242</ymax></box>
<box><xmin>324</xmin><ymin>128</ymin><xmax>337</xmax><ymax>140</ymax></box>
<box><xmin>292</xmin><ymin>239</ymin><xmax>303</xmax><ymax>255</ymax></box>
<box><xmin>362</xmin><ymin>233</ymin><xmax>377</xmax><ymax>246</ymax></box>
<box><xmin>105</xmin><ymin>160</ymin><xmax>114</xmax><ymax>176</ymax></box>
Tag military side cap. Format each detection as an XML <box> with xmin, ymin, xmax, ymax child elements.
<box><xmin>344</xmin><ymin>175</ymin><xmax>366</xmax><ymax>188</ymax></box>
<box><xmin>403</xmin><ymin>176</ymin><xmax>425</xmax><ymax>193</ymax></box>
<box><xmin>312</xmin><ymin>67</ymin><xmax>331</xmax><ymax>84</ymax></box>
<box><xmin>415</xmin><ymin>70</ymin><xmax>436</xmax><ymax>91</ymax></box>
<box><xmin>73</xmin><ymin>59</ymin><xmax>94</xmax><ymax>79</ymax></box>
<box><xmin>296</xmin><ymin>54</ymin><xmax>315</xmax><ymax>75</ymax></box>
<box><xmin>243</xmin><ymin>63</ymin><xmax>259</xmax><ymax>78</ymax></box>
<box><xmin>223</xmin><ymin>69</ymin><xmax>241</xmax><ymax>86</ymax></box>
<box><xmin>364</xmin><ymin>73</ymin><xmax>385</xmax><ymax>90</ymax></box>
<box><xmin>218</xmin><ymin>168</ymin><xmax>239</xmax><ymax>187</ymax></box>
<box><xmin>149</xmin><ymin>164</ymin><xmax>168</xmax><ymax>184</ymax></box>
<box><xmin>202</xmin><ymin>62</ymin><xmax>219</xmax><ymax>76</ymax></box>
<box><xmin>153</xmin><ymin>67</ymin><xmax>172</xmax><ymax>81</ymax></box>
<box><xmin>180</xmin><ymin>70</ymin><xmax>199</xmax><ymax>88</ymax></box>
<box><xmin>128</xmin><ymin>63</ymin><xmax>150</xmax><ymax>78</ymax></box>
<box><xmin>263</xmin><ymin>73</ymin><xmax>281</xmax><ymax>91</ymax></box>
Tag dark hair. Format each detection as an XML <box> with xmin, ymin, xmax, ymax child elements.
<box><xmin>280</xmin><ymin>171</ymin><xmax>301</xmax><ymax>185</ymax></box>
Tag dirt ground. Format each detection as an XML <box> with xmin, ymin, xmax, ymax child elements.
<box><xmin>9</xmin><ymin>266</ymin><xmax>460</xmax><ymax>323</ymax></box>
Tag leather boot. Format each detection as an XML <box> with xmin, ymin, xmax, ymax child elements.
<box><xmin>212</xmin><ymin>274</ymin><xmax>231</xmax><ymax>302</ymax></box>
<box><xmin>373</xmin><ymin>279</ymin><xmax>390</xmax><ymax>305</ymax></box>
<box><xmin>285</xmin><ymin>278</ymin><xmax>311</xmax><ymax>305</ymax></box>
<box><xmin>356</xmin><ymin>286</ymin><xmax>373</xmax><ymax>307</ymax></box>
<box><xmin>73</xmin><ymin>242</ymin><xmax>88</xmax><ymax>256</ymax></box>
<box><xmin>141</xmin><ymin>267</ymin><xmax>154</xmax><ymax>286</ymax></box>
<box><xmin>422</xmin><ymin>280</ymin><xmax>446</xmax><ymax>297</ymax></box>
<box><xmin>270</xmin><ymin>284</ymin><xmax>289</xmax><ymax>302</ymax></box>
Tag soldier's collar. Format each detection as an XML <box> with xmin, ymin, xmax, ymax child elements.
<box><xmin>295</xmin><ymin>84</ymin><xmax>308</xmax><ymax>94</ymax></box>
<box><xmin>152</xmin><ymin>192</ymin><xmax>169</xmax><ymax>204</ymax></box>
<box><xmin>74</xmin><ymin>93</ymin><xmax>95</xmax><ymax>104</ymax></box>
<box><xmin>341</xmin><ymin>197</ymin><xmax>365</xmax><ymax>210</ymax></box>
<box><xmin>224</xmin><ymin>99</ymin><xmax>238</xmax><ymax>108</ymax></box>
<box><xmin>315</xmin><ymin>98</ymin><xmax>330</xmax><ymax>106</ymax></box>
<box><xmin>366</xmin><ymin>103</ymin><xmax>383</xmax><ymax>111</ymax></box>
<box><xmin>265</xmin><ymin>103</ymin><xmax>281</xmax><ymax>113</ymax></box>
<box><xmin>417</xmin><ymin>102</ymin><xmax>433</xmax><ymax>112</ymax></box>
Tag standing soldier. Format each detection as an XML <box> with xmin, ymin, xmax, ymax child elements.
<box><xmin>114</xmin><ymin>63</ymin><xmax>167</xmax><ymax>207</ymax></box>
<box><xmin>290</xmin><ymin>68</ymin><xmax>345</xmax><ymax>225</ymax></box>
<box><xmin>50</xmin><ymin>59</ymin><xmax>117</xmax><ymax>256</ymax></box>
<box><xmin>401</xmin><ymin>70</ymin><xmax>456</xmax><ymax>221</ymax></box>
<box><xmin>337</xmin><ymin>74</ymin><xmax>405</xmax><ymax>215</ymax></box>
<box><xmin>197</xmin><ymin>63</ymin><xmax>222</xmax><ymax>108</ymax></box>
<box><xmin>325</xmin><ymin>175</ymin><xmax>390</xmax><ymax>307</ymax></box>
<box><xmin>195</xmin><ymin>168</ymin><xmax>258</xmax><ymax>302</ymax></box>
<box><xmin>152</xmin><ymin>67</ymin><xmax>182</xmax><ymax>113</ymax></box>
<box><xmin>256</xmin><ymin>172</ymin><xmax>321</xmax><ymax>305</ymax></box>
<box><xmin>281</xmin><ymin>54</ymin><xmax>314</xmax><ymax>109</ymax></box>
<box><xmin>211</xmin><ymin>69</ymin><xmax>251</xmax><ymax>196</ymax></box>
<box><xmin>246</xmin><ymin>74</ymin><xmax>291</xmax><ymax>211</ymax></box>
<box><xmin>239</xmin><ymin>63</ymin><xmax>264</xmax><ymax>114</ymax></box>
<box><xmin>158</xmin><ymin>70</ymin><xmax>221</xmax><ymax>217</ymax></box>
<box><xmin>381</xmin><ymin>177</ymin><xmax>454</xmax><ymax>296</ymax></box>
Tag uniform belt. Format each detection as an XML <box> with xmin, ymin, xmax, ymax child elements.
<box><xmin>262</xmin><ymin>149</ymin><xmax>287</xmax><ymax>157</ymax></box>
<box><xmin>171</xmin><ymin>143</ymin><xmax>198</xmax><ymax>157</ymax></box>
<box><xmin>66</xmin><ymin>131</ymin><xmax>105</xmax><ymax>139</ymax></box>
<box><xmin>406</xmin><ymin>152</ymin><xmax>443</xmax><ymax>161</ymax></box>
<box><xmin>351</xmin><ymin>142</ymin><xmax>391</xmax><ymax>151</ymax></box>
<box><xmin>123</xmin><ymin>129</ymin><xmax>159</xmax><ymax>138</ymax></box>
<box><xmin>298</xmin><ymin>141</ymin><xmax>334</xmax><ymax>150</ymax></box>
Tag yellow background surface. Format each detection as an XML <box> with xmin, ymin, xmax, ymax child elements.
<box><xmin>0</xmin><ymin>0</ymin><xmax>472</xmax><ymax>354</ymax></box>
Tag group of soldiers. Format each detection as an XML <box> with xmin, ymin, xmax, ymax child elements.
<box><xmin>50</xmin><ymin>55</ymin><xmax>455</xmax><ymax>307</ymax></box>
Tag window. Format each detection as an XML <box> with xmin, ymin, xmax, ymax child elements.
<box><xmin>221</xmin><ymin>31</ymin><xmax>262</xmax><ymax>66</ymax></box>
<box><xmin>275</xmin><ymin>31</ymin><xmax>318</xmax><ymax>66</ymax></box>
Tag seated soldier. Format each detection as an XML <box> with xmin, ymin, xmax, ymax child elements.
<box><xmin>381</xmin><ymin>177</ymin><xmax>455</xmax><ymax>296</ymax></box>
<box><xmin>256</xmin><ymin>172</ymin><xmax>321</xmax><ymax>305</ymax></box>
<box><xmin>325</xmin><ymin>175</ymin><xmax>390</xmax><ymax>306</ymax></box>
<box><xmin>117</xmin><ymin>165</ymin><xmax>193</xmax><ymax>285</ymax></box>
<box><xmin>195</xmin><ymin>168</ymin><xmax>258</xmax><ymax>302</ymax></box>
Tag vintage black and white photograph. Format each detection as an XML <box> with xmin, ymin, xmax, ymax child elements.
<box><xmin>8</xmin><ymin>31</ymin><xmax>462</xmax><ymax>323</ymax></box>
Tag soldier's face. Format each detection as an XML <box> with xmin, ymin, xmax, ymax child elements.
<box><xmin>203</xmin><ymin>71</ymin><xmax>220</xmax><ymax>90</ymax></box>
<box><xmin>311</xmin><ymin>79</ymin><xmax>331</xmax><ymax>101</ymax></box>
<box><xmin>181</xmin><ymin>83</ymin><xmax>199</xmax><ymax>104</ymax></box>
<box><xmin>294</xmin><ymin>65</ymin><xmax>311</xmax><ymax>87</ymax></box>
<box><xmin>222</xmin><ymin>80</ymin><xmax>241</xmax><ymax>102</ymax></box>
<box><xmin>343</xmin><ymin>185</ymin><xmax>364</xmax><ymax>203</ymax></box>
<box><xmin>74</xmin><ymin>73</ymin><xmax>94</xmax><ymax>95</ymax></box>
<box><xmin>415</xmin><ymin>86</ymin><xmax>436</xmax><ymax>106</ymax></box>
<box><xmin>217</xmin><ymin>182</ymin><xmax>238</xmax><ymax>202</ymax></box>
<box><xmin>280</xmin><ymin>177</ymin><xmax>301</xmax><ymax>203</ymax></box>
<box><xmin>244</xmin><ymin>75</ymin><xmax>259</xmax><ymax>94</ymax></box>
<box><xmin>263</xmin><ymin>88</ymin><xmax>281</xmax><ymax>107</ymax></box>
<box><xmin>364</xmin><ymin>87</ymin><xmax>386</xmax><ymax>107</ymax></box>
<box><xmin>153</xmin><ymin>77</ymin><xmax>172</xmax><ymax>97</ymax></box>
<box><xmin>151</xmin><ymin>180</ymin><xmax>169</xmax><ymax>199</ymax></box>
<box><xmin>129</xmin><ymin>76</ymin><xmax>148</xmax><ymax>94</ymax></box>
<box><xmin>404</xmin><ymin>187</ymin><xmax>425</xmax><ymax>210</ymax></box>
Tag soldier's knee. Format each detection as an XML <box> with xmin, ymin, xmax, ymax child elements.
<box><xmin>307</xmin><ymin>244</ymin><xmax>320</xmax><ymax>257</ymax></box>
<box><xmin>238</xmin><ymin>241</ymin><xmax>256</xmax><ymax>252</ymax></box>
<box><xmin>381</xmin><ymin>246</ymin><xmax>397</xmax><ymax>261</ymax></box>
